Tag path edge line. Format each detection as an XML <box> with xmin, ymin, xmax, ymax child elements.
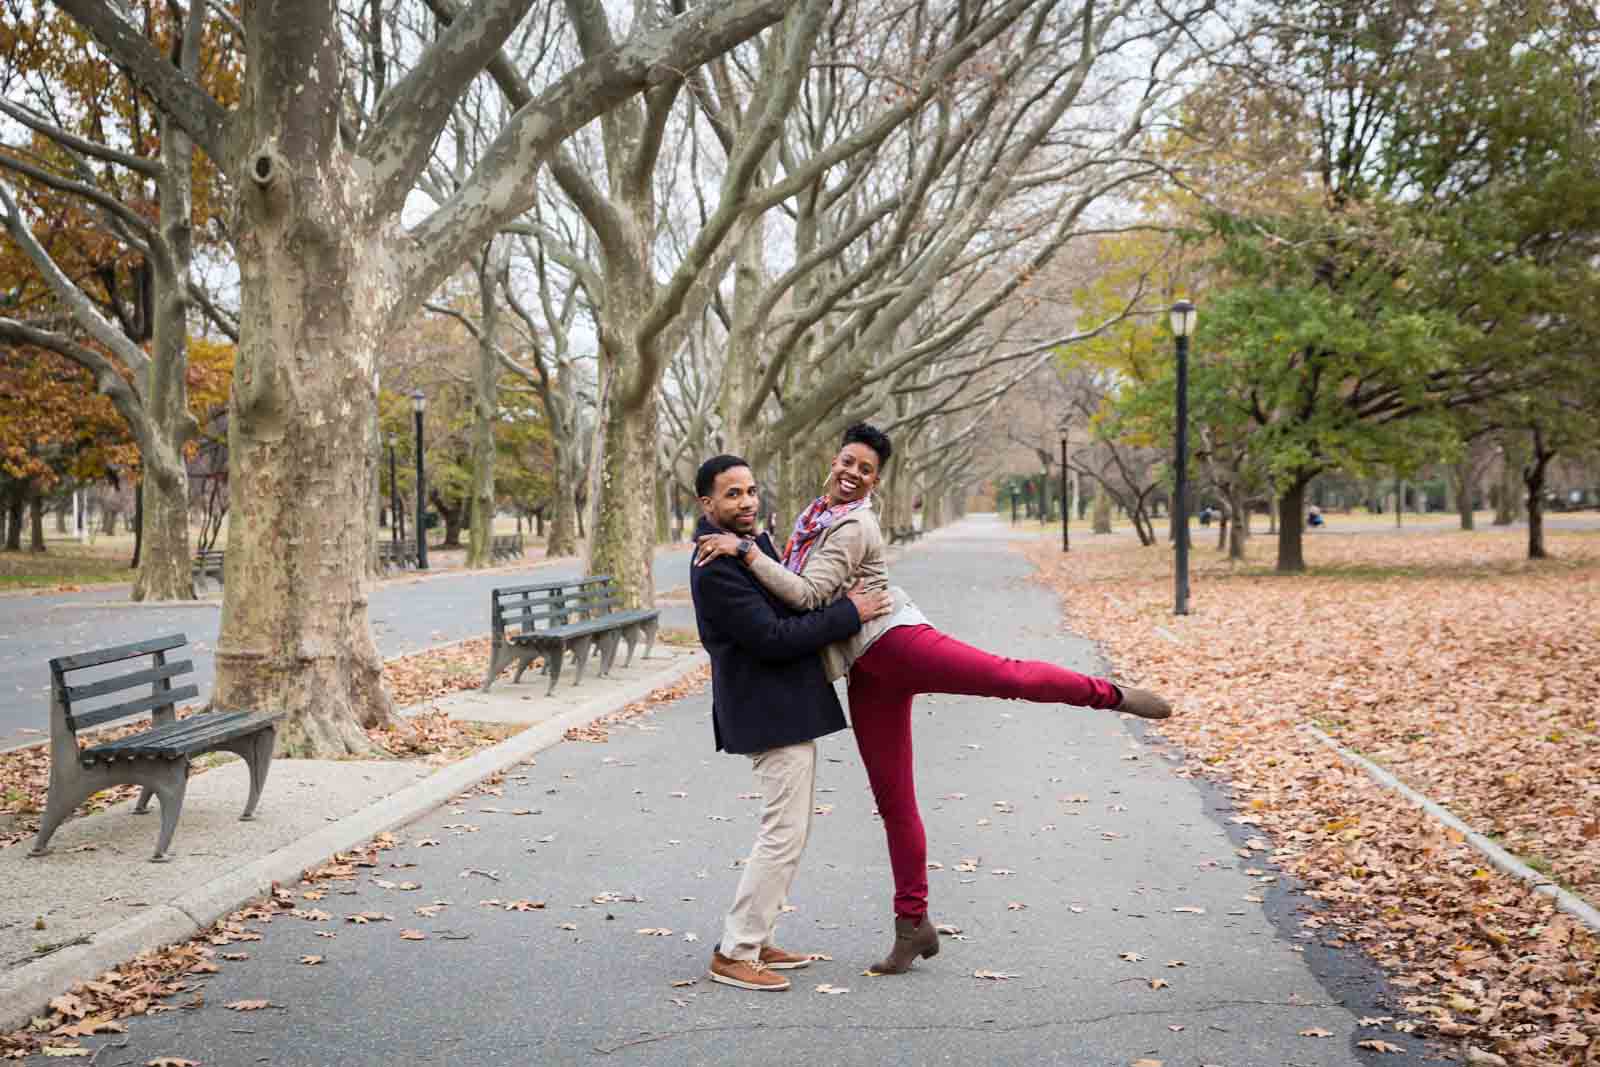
<box><xmin>1303</xmin><ymin>724</ymin><xmax>1600</xmax><ymax>934</ymax></box>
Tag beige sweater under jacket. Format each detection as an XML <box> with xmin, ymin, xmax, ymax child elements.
<box><xmin>745</xmin><ymin>503</ymin><xmax>926</xmax><ymax>682</ymax></box>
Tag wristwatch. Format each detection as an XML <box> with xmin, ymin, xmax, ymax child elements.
<box><xmin>736</xmin><ymin>537</ymin><xmax>756</xmax><ymax>561</ymax></box>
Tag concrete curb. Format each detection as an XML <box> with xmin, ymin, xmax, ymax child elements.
<box><xmin>1304</xmin><ymin>725</ymin><xmax>1600</xmax><ymax>934</ymax></box>
<box><xmin>0</xmin><ymin>650</ymin><xmax>709</xmax><ymax>1032</ymax></box>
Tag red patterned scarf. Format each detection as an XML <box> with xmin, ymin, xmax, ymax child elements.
<box><xmin>782</xmin><ymin>496</ymin><xmax>867</xmax><ymax>574</ymax></box>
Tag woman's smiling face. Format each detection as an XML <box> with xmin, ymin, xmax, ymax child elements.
<box><xmin>828</xmin><ymin>442</ymin><xmax>881</xmax><ymax>505</ymax></box>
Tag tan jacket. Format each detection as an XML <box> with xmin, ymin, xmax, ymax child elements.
<box><xmin>746</xmin><ymin>503</ymin><xmax>925</xmax><ymax>682</ymax></box>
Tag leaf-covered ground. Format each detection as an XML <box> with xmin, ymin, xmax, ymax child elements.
<box><xmin>1028</xmin><ymin>527</ymin><xmax>1600</xmax><ymax>1066</ymax></box>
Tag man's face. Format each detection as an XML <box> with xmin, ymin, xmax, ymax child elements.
<box><xmin>701</xmin><ymin>465</ymin><xmax>759</xmax><ymax>535</ymax></box>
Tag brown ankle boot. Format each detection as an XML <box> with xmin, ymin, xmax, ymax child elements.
<box><xmin>871</xmin><ymin>916</ymin><xmax>940</xmax><ymax>974</ymax></box>
<box><xmin>1114</xmin><ymin>685</ymin><xmax>1172</xmax><ymax>719</ymax></box>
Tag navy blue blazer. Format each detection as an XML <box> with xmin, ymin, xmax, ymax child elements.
<box><xmin>689</xmin><ymin>515</ymin><xmax>861</xmax><ymax>754</ymax></box>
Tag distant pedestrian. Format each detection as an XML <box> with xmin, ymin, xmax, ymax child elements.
<box><xmin>689</xmin><ymin>454</ymin><xmax>892</xmax><ymax>992</ymax></box>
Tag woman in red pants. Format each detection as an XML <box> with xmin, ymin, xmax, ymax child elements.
<box><xmin>694</xmin><ymin>423</ymin><xmax>1172</xmax><ymax>974</ymax></box>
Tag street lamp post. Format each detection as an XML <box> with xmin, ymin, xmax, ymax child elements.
<box><xmin>1059</xmin><ymin>423</ymin><xmax>1070</xmax><ymax>552</ymax></box>
<box><xmin>387</xmin><ymin>433</ymin><xmax>401</xmax><ymax>546</ymax></box>
<box><xmin>412</xmin><ymin>390</ymin><xmax>428</xmax><ymax>570</ymax></box>
<box><xmin>1171</xmin><ymin>299</ymin><xmax>1197</xmax><ymax>615</ymax></box>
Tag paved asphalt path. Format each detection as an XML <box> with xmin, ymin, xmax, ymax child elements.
<box><xmin>0</xmin><ymin>549</ymin><xmax>693</xmax><ymax>749</ymax></box>
<box><xmin>39</xmin><ymin>515</ymin><xmax>1418</xmax><ymax>1066</ymax></box>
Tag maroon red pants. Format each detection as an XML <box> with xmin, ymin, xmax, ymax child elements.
<box><xmin>846</xmin><ymin>624</ymin><xmax>1122</xmax><ymax>919</ymax></box>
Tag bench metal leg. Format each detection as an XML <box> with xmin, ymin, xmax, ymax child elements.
<box><xmin>570</xmin><ymin>636</ymin><xmax>594</xmax><ymax>687</ymax></box>
<box><xmin>641</xmin><ymin>617</ymin><xmax>659</xmax><ymax>662</ymax></box>
<box><xmin>29</xmin><ymin>773</ymin><xmax>104</xmax><ymax>857</ymax></box>
<box><xmin>134</xmin><ymin>786</ymin><xmax>155</xmax><ymax>814</ymax></box>
<box><xmin>149</xmin><ymin>768</ymin><xmax>189</xmax><ymax>862</ymax></box>
<box><xmin>544</xmin><ymin>645</ymin><xmax>565</xmax><ymax>695</ymax></box>
<box><xmin>513</xmin><ymin>649</ymin><xmax>540</xmax><ymax>685</ymax></box>
<box><xmin>218</xmin><ymin>727</ymin><xmax>275</xmax><ymax>821</ymax></box>
<box><xmin>597</xmin><ymin>631</ymin><xmax>622</xmax><ymax>676</ymax></box>
<box><xmin>483</xmin><ymin>641</ymin><xmax>514</xmax><ymax>692</ymax></box>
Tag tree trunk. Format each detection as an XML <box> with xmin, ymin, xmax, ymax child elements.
<box><xmin>56</xmin><ymin>499</ymin><xmax>70</xmax><ymax>534</ymax></box>
<box><xmin>588</xmin><ymin>398</ymin><xmax>658</xmax><ymax>609</ymax></box>
<box><xmin>1524</xmin><ymin>433</ymin><xmax>1553</xmax><ymax>561</ymax></box>
<box><xmin>100</xmin><ymin>503</ymin><xmax>118</xmax><ymax>536</ymax></box>
<box><xmin>1092</xmin><ymin>487</ymin><xmax>1111</xmax><ymax>534</ymax></box>
<box><xmin>1275</xmin><ymin>479</ymin><xmax>1309</xmax><ymax>573</ymax></box>
<box><xmin>1227</xmin><ymin>484</ymin><xmax>1247</xmax><ymax>560</ymax></box>
<box><xmin>437</xmin><ymin>497</ymin><xmax>464</xmax><ymax>548</ymax></box>
<box><xmin>3</xmin><ymin>489</ymin><xmax>19</xmax><ymax>550</ymax></box>
<box><xmin>134</xmin><ymin>453</ymin><xmax>195</xmax><ymax>599</ymax></box>
<box><xmin>130</xmin><ymin>480</ymin><xmax>143</xmax><ymax>567</ymax></box>
<box><xmin>544</xmin><ymin>438</ymin><xmax>580</xmax><ymax>557</ymax></box>
<box><xmin>1454</xmin><ymin>455</ymin><xmax>1476</xmax><ymax>531</ymax></box>
<box><xmin>131</xmin><ymin>103</ymin><xmax>202</xmax><ymax>601</ymax></box>
<box><xmin>466</xmin><ymin>250</ymin><xmax>500</xmax><ymax>569</ymax></box>
<box><xmin>1494</xmin><ymin>436</ymin><xmax>1523</xmax><ymax>525</ymax></box>
<box><xmin>210</xmin><ymin>75</ymin><xmax>393</xmax><ymax>755</ymax></box>
<box><xmin>28</xmin><ymin>492</ymin><xmax>46</xmax><ymax>552</ymax></box>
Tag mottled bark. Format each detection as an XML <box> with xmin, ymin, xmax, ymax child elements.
<box><xmin>588</xmin><ymin>399</ymin><xmax>658</xmax><ymax>608</ymax></box>
<box><xmin>466</xmin><ymin>249</ymin><xmax>501</xmax><ymax>569</ymax></box>
<box><xmin>1092</xmin><ymin>487</ymin><xmax>1112</xmax><ymax>534</ymax></box>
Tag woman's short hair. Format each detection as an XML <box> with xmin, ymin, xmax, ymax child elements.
<box><xmin>842</xmin><ymin>423</ymin><xmax>892</xmax><ymax>466</ymax></box>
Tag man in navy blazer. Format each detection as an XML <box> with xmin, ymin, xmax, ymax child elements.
<box><xmin>690</xmin><ymin>454</ymin><xmax>891</xmax><ymax>991</ymax></box>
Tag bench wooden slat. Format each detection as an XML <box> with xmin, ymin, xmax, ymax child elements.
<box><xmin>64</xmin><ymin>660</ymin><xmax>193</xmax><ymax>703</ymax></box>
<box><xmin>52</xmin><ymin>634</ymin><xmax>188</xmax><ymax>673</ymax></box>
<box><xmin>70</xmin><ymin>684</ymin><xmax>202</xmax><ymax>731</ymax></box>
<box><xmin>84</xmin><ymin>711</ymin><xmax>272</xmax><ymax>761</ymax></box>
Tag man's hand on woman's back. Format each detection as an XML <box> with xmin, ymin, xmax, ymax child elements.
<box><xmin>847</xmin><ymin>581</ymin><xmax>893</xmax><ymax>622</ymax></box>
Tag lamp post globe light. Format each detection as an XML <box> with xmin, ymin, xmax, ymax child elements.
<box><xmin>1170</xmin><ymin>299</ymin><xmax>1197</xmax><ymax>615</ymax></box>
<box><xmin>412</xmin><ymin>389</ymin><xmax>428</xmax><ymax>571</ymax></box>
<box><xmin>387</xmin><ymin>432</ymin><xmax>401</xmax><ymax>546</ymax></box>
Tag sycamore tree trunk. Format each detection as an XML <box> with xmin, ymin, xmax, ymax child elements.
<box><xmin>545</xmin><ymin>437</ymin><xmax>580</xmax><ymax>556</ymax></box>
<box><xmin>132</xmin><ymin>107</ymin><xmax>202</xmax><ymax>601</ymax></box>
<box><xmin>1092</xmin><ymin>486</ymin><xmax>1112</xmax><ymax>534</ymax></box>
<box><xmin>1275</xmin><ymin>477</ymin><xmax>1311</xmax><ymax>573</ymax></box>
<box><xmin>466</xmin><ymin>249</ymin><xmax>501</xmax><ymax>569</ymax></box>
<box><xmin>589</xmin><ymin>395</ymin><xmax>658</xmax><ymax>608</ymax></box>
<box><xmin>1494</xmin><ymin>435</ymin><xmax>1524</xmax><ymax>525</ymax></box>
<box><xmin>211</xmin><ymin>39</ymin><xmax>393</xmax><ymax>756</ymax></box>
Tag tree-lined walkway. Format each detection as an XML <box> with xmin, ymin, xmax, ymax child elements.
<box><xmin>55</xmin><ymin>516</ymin><xmax>1399</xmax><ymax>1066</ymax></box>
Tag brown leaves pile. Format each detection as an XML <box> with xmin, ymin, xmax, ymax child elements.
<box><xmin>1028</xmin><ymin>529</ymin><xmax>1600</xmax><ymax>1065</ymax></box>
<box><xmin>563</xmin><ymin>666</ymin><xmax>710</xmax><ymax>743</ymax></box>
<box><xmin>383</xmin><ymin>637</ymin><xmax>499</xmax><ymax>706</ymax></box>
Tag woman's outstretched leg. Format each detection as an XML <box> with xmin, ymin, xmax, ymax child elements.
<box><xmin>857</xmin><ymin>623</ymin><xmax>1135</xmax><ymax>709</ymax></box>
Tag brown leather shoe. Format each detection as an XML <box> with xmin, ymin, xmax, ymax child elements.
<box><xmin>709</xmin><ymin>951</ymin><xmax>790</xmax><ymax>991</ymax></box>
<box><xmin>870</xmin><ymin>916</ymin><xmax>940</xmax><ymax>974</ymax></box>
<box><xmin>1114</xmin><ymin>685</ymin><xmax>1172</xmax><ymax>719</ymax></box>
<box><xmin>759</xmin><ymin>945</ymin><xmax>814</xmax><ymax>970</ymax></box>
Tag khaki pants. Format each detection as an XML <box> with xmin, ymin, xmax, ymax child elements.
<box><xmin>719</xmin><ymin>741</ymin><xmax>817</xmax><ymax>961</ymax></box>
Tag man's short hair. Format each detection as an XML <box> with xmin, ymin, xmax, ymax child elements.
<box><xmin>697</xmin><ymin>454</ymin><xmax>752</xmax><ymax>498</ymax></box>
<box><xmin>842</xmin><ymin>423</ymin><xmax>893</xmax><ymax>466</ymax></box>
